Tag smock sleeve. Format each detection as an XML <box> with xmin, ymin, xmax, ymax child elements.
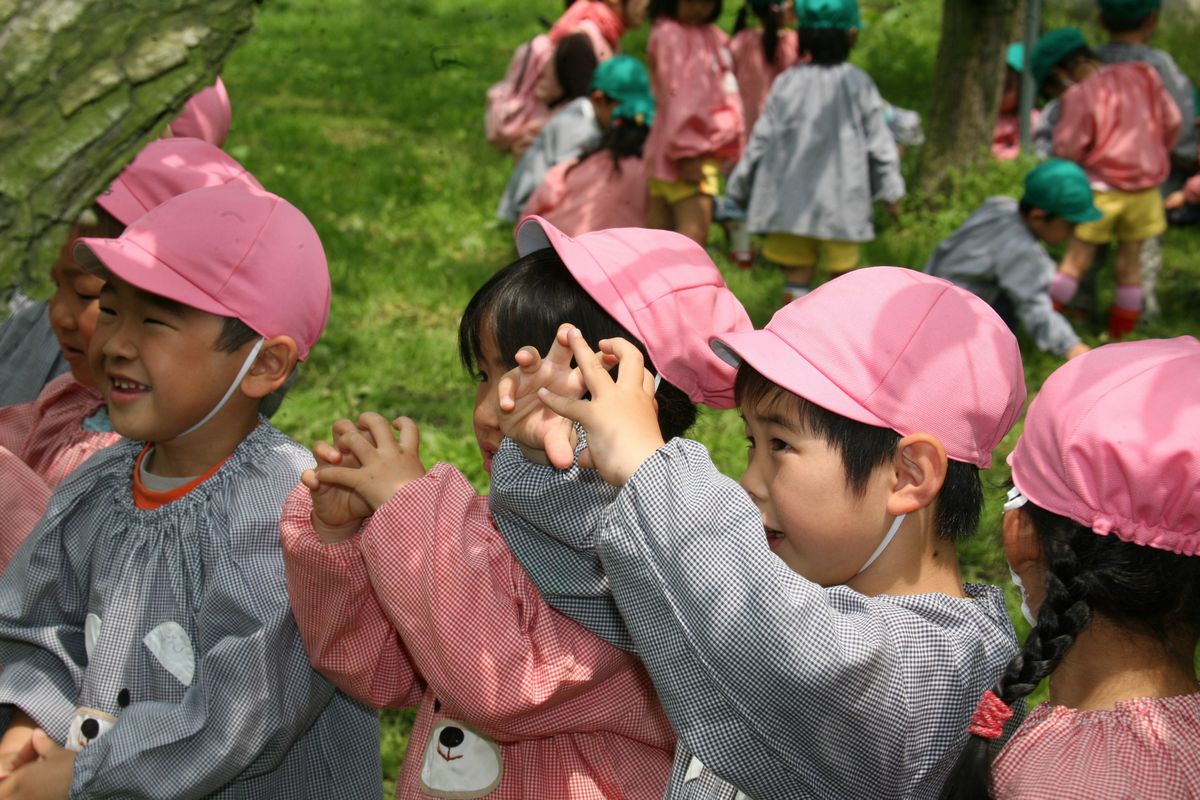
<box><xmin>725</xmin><ymin>78</ymin><xmax>782</xmax><ymax>207</ymax></box>
<box><xmin>0</xmin><ymin>447</ymin><xmax>52</xmax><ymax>571</ymax></box>
<box><xmin>593</xmin><ymin>438</ymin><xmax>1019</xmax><ymax>799</ymax></box>
<box><xmin>66</xmin><ymin>486</ymin><xmax>354</xmax><ymax>798</ymax></box>
<box><xmin>354</xmin><ymin>463</ymin><xmax>655</xmax><ymax>738</ymax></box>
<box><xmin>521</xmin><ymin>160</ymin><xmax>571</xmax><ymax>220</ymax></box>
<box><xmin>280</xmin><ymin>485</ymin><xmax>425</xmax><ymax>709</ymax></box>
<box><xmin>1156</xmin><ymin>70</ymin><xmax>1183</xmax><ymax>157</ymax></box>
<box><xmin>862</xmin><ymin>82</ymin><xmax>905</xmax><ymax>204</ymax></box>
<box><xmin>1052</xmin><ymin>90</ymin><xmax>1094</xmax><ymax>166</ymax></box>
<box><xmin>995</xmin><ymin>238</ymin><xmax>1081</xmax><ymax>358</ymax></box>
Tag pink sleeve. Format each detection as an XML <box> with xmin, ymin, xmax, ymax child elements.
<box><xmin>522</xmin><ymin>160</ymin><xmax>571</xmax><ymax>219</ymax></box>
<box><xmin>279</xmin><ymin>484</ymin><xmax>425</xmax><ymax>709</ymax></box>
<box><xmin>0</xmin><ymin>447</ymin><xmax>51</xmax><ymax>572</ymax></box>
<box><xmin>1053</xmin><ymin>85</ymin><xmax>1093</xmax><ymax>165</ymax></box>
<box><xmin>0</xmin><ymin>399</ymin><xmax>39</xmax><ymax>455</ymax></box>
<box><xmin>357</xmin><ymin>464</ymin><xmax>656</xmax><ymax>738</ymax></box>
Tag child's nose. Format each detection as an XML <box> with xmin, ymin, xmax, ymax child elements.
<box><xmin>48</xmin><ymin>293</ymin><xmax>75</xmax><ymax>332</ymax></box>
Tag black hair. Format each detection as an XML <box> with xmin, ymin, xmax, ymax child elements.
<box><xmin>733</xmin><ymin>2</ymin><xmax>783</xmax><ymax>64</ymax></box>
<box><xmin>1016</xmin><ymin>200</ymin><xmax>1057</xmax><ymax>222</ymax></box>
<box><xmin>551</xmin><ymin>33</ymin><xmax>599</xmax><ymax>106</ymax></box>
<box><xmin>1039</xmin><ymin>45</ymin><xmax>1097</xmax><ymax>98</ymax></box>
<box><xmin>650</xmin><ymin>0</ymin><xmax>723</xmax><ymax>24</ymax></box>
<box><xmin>571</xmin><ymin>114</ymin><xmax>651</xmax><ymax>174</ymax></box>
<box><xmin>940</xmin><ymin>502</ymin><xmax>1200</xmax><ymax>800</ymax></box>
<box><xmin>735</xmin><ymin>364</ymin><xmax>983</xmax><ymax>541</ymax></box>
<box><xmin>458</xmin><ymin>248</ymin><xmax>698</xmax><ymax>441</ymax></box>
<box><xmin>798</xmin><ymin>27</ymin><xmax>853</xmax><ymax>66</ymax></box>
<box><xmin>215</xmin><ymin>316</ymin><xmax>260</xmax><ymax>354</ymax></box>
<box><xmin>1099</xmin><ymin>11</ymin><xmax>1153</xmax><ymax>33</ymax></box>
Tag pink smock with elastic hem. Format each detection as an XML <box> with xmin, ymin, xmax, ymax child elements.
<box><xmin>522</xmin><ymin>153</ymin><xmax>648</xmax><ymax>235</ymax></box>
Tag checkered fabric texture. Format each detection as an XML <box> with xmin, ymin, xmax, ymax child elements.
<box><xmin>0</xmin><ymin>447</ymin><xmax>52</xmax><ymax>570</ymax></box>
<box><xmin>0</xmin><ymin>423</ymin><xmax>382</xmax><ymax>798</ymax></box>
<box><xmin>491</xmin><ymin>437</ymin><xmax>1023</xmax><ymax>799</ymax></box>
<box><xmin>281</xmin><ymin>463</ymin><xmax>675</xmax><ymax>799</ymax></box>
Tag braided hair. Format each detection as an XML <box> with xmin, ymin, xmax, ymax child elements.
<box><xmin>733</xmin><ymin>2</ymin><xmax>784</xmax><ymax>65</ymax></box>
<box><xmin>940</xmin><ymin>502</ymin><xmax>1200</xmax><ymax>800</ymax></box>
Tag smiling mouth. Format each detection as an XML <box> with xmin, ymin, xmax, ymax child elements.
<box><xmin>109</xmin><ymin>375</ymin><xmax>150</xmax><ymax>393</ymax></box>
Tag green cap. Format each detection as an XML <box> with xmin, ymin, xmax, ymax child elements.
<box><xmin>614</xmin><ymin>94</ymin><xmax>655</xmax><ymax>127</ymax></box>
<box><xmin>794</xmin><ymin>0</ymin><xmax>861</xmax><ymax>30</ymax></box>
<box><xmin>1022</xmin><ymin>159</ymin><xmax>1103</xmax><ymax>223</ymax></box>
<box><xmin>590</xmin><ymin>56</ymin><xmax>655</xmax><ymax>126</ymax></box>
<box><xmin>1098</xmin><ymin>0</ymin><xmax>1161</xmax><ymax>23</ymax></box>
<box><xmin>1006</xmin><ymin>42</ymin><xmax>1025</xmax><ymax>73</ymax></box>
<box><xmin>1031</xmin><ymin>27</ymin><xmax>1088</xmax><ymax>92</ymax></box>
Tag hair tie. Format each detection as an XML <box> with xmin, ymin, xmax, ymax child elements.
<box><xmin>968</xmin><ymin>690</ymin><xmax>1013</xmax><ymax>740</ymax></box>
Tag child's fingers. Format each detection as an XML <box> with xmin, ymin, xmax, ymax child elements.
<box><xmin>513</xmin><ymin>345</ymin><xmax>542</xmax><ymax>372</ymax></box>
<box><xmin>546</xmin><ymin>324</ymin><xmax>578</xmax><ymax>368</ymax></box>
<box><xmin>392</xmin><ymin>416</ymin><xmax>421</xmax><ymax>453</ymax></box>
<box><xmin>357</xmin><ymin>412</ymin><xmax>395</xmax><ymax>451</ymax></box>
<box><xmin>311</xmin><ymin>465</ymin><xmax>365</xmax><ymax>491</ymax></box>
<box><xmin>334</xmin><ymin>428</ymin><xmax>378</xmax><ymax>466</ymax></box>
<box><xmin>537</xmin><ymin>386</ymin><xmax>589</xmax><ymax>424</ymax></box>
<box><xmin>311</xmin><ymin>440</ymin><xmax>342</xmax><ymax>466</ymax></box>
<box><xmin>565</xmin><ymin>329</ymin><xmax>612</xmax><ymax>392</ymax></box>
<box><xmin>606</xmin><ymin>338</ymin><xmax>647</xmax><ymax>386</ymax></box>
<box><xmin>300</xmin><ymin>468</ymin><xmax>321</xmax><ymax>491</ymax></box>
<box><xmin>577</xmin><ymin>448</ymin><xmax>595</xmax><ymax>470</ymax></box>
<box><xmin>29</xmin><ymin>730</ymin><xmax>59</xmax><ymax>757</ymax></box>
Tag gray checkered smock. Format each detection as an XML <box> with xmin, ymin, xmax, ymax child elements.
<box><xmin>491</xmin><ymin>438</ymin><xmax>1022</xmax><ymax>799</ymax></box>
<box><xmin>0</xmin><ymin>423</ymin><xmax>382</xmax><ymax>798</ymax></box>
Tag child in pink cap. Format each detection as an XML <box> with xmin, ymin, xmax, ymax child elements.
<box><xmin>165</xmin><ymin>77</ymin><xmax>232</xmax><ymax>147</ymax></box>
<box><xmin>643</xmin><ymin>0</ymin><xmax>744</xmax><ymax>245</ymax></box>
<box><xmin>0</xmin><ymin>138</ymin><xmax>262</xmax><ymax>571</ymax></box>
<box><xmin>729</xmin><ymin>0</ymin><xmax>799</xmax><ymax>134</ymax></box>
<box><xmin>279</xmin><ymin>216</ymin><xmax>752</xmax><ymax>799</ymax></box>
<box><xmin>489</xmin><ymin>267</ymin><xmax>1029</xmax><ymax>798</ymax></box>
<box><xmin>943</xmin><ymin>337</ymin><xmax>1200</xmax><ymax>800</ymax></box>
<box><xmin>0</xmin><ymin>183</ymin><xmax>382</xmax><ymax>798</ymax></box>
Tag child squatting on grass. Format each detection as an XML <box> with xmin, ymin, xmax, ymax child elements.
<box><xmin>941</xmin><ymin>337</ymin><xmax>1200</xmax><ymax>800</ymax></box>
<box><xmin>0</xmin><ymin>183</ymin><xmax>383</xmax><ymax>799</ymax></box>
<box><xmin>279</xmin><ymin>216</ymin><xmax>752</xmax><ymax>799</ymax></box>
<box><xmin>489</xmin><ymin>267</ymin><xmax>1028</xmax><ymax>798</ymax></box>
<box><xmin>0</xmin><ymin>137</ymin><xmax>263</xmax><ymax>571</ymax></box>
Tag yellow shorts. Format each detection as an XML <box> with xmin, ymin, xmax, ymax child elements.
<box><xmin>648</xmin><ymin>159</ymin><xmax>721</xmax><ymax>205</ymax></box>
<box><xmin>1074</xmin><ymin>188</ymin><xmax>1166</xmax><ymax>244</ymax></box>
<box><xmin>762</xmin><ymin>234</ymin><xmax>860</xmax><ymax>272</ymax></box>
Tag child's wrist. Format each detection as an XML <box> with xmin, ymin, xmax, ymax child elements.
<box><xmin>311</xmin><ymin>514</ymin><xmax>364</xmax><ymax>544</ymax></box>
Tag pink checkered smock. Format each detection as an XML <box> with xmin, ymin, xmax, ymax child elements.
<box><xmin>729</xmin><ymin>27</ymin><xmax>799</xmax><ymax>135</ymax></box>
<box><xmin>992</xmin><ymin>694</ymin><xmax>1200</xmax><ymax>799</ymax></box>
<box><xmin>280</xmin><ymin>463</ymin><xmax>674</xmax><ymax>800</ymax></box>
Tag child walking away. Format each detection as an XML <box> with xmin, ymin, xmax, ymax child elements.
<box><xmin>522</xmin><ymin>56</ymin><xmax>655</xmax><ymax>234</ymax></box>
<box><xmin>729</xmin><ymin>0</ymin><xmax>799</xmax><ymax>134</ymax></box>
<box><xmin>726</xmin><ymin>0</ymin><xmax>904</xmax><ymax>304</ymax></box>
<box><xmin>1034</xmin><ymin>27</ymin><xmax>1180</xmax><ymax>338</ymax></box>
<box><xmin>0</xmin><ymin>138</ymin><xmax>263</xmax><ymax>571</ymax></box>
<box><xmin>644</xmin><ymin>0</ymin><xmax>744</xmax><ymax>245</ymax></box>
<box><xmin>993</xmin><ymin>44</ymin><xmax>1040</xmax><ymax>161</ymax></box>
<box><xmin>490</xmin><ymin>267</ymin><xmax>1028</xmax><ymax>798</ymax></box>
<box><xmin>496</xmin><ymin>34</ymin><xmax>601</xmax><ymax>223</ymax></box>
<box><xmin>0</xmin><ymin>183</ymin><xmax>382</xmax><ymax>798</ymax></box>
<box><xmin>925</xmin><ymin>159</ymin><xmax>1099</xmax><ymax>361</ymax></box>
<box><xmin>280</xmin><ymin>217</ymin><xmax>751</xmax><ymax>799</ymax></box>
<box><xmin>943</xmin><ymin>337</ymin><xmax>1200</xmax><ymax>800</ymax></box>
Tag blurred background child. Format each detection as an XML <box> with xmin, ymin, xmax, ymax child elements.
<box><xmin>1034</xmin><ymin>27</ymin><xmax>1180</xmax><ymax>338</ymax></box>
<box><xmin>992</xmin><ymin>44</ymin><xmax>1039</xmax><ymax>161</ymax></box>
<box><xmin>944</xmin><ymin>337</ymin><xmax>1200</xmax><ymax>800</ymax></box>
<box><xmin>925</xmin><ymin>160</ymin><xmax>1098</xmax><ymax>361</ymax></box>
<box><xmin>729</xmin><ymin>0</ymin><xmax>798</xmax><ymax>135</ymax></box>
<box><xmin>643</xmin><ymin>0</ymin><xmax>744</xmax><ymax>245</ymax></box>
<box><xmin>522</xmin><ymin>56</ymin><xmax>655</xmax><ymax>235</ymax></box>
<box><xmin>726</xmin><ymin>0</ymin><xmax>903</xmax><ymax>304</ymax></box>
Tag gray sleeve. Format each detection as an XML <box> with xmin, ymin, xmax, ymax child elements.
<box><xmin>725</xmin><ymin>82</ymin><xmax>780</xmax><ymax>206</ymax></box>
<box><xmin>0</xmin><ymin>301</ymin><xmax>69</xmax><ymax>408</ymax></box>
<box><xmin>489</xmin><ymin>437</ymin><xmax>634</xmax><ymax>651</ymax></box>
<box><xmin>595</xmin><ymin>439</ymin><xmax>1010</xmax><ymax>799</ymax></box>
<box><xmin>863</xmin><ymin>84</ymin><xmax>905</xmax><ymax>204</ymax></box>
<box><xmin>1154</xmin><ymin>53</ymin><xmax>1197</xmax><ymax>161</ymax></box>
<box><xmin>996</xmin><ymin>239</ymin><xmax>1080</xmax><ymax>357</ymax></box>
<box><xmin>497</xmin><ymin>137</ymin><xmax>554</xmax><ymax>223</ymax></box>
<box><xmin>1033</xmin><ymin>101</ymin><xmax>1059</xmax><ymax>160</ymax></box>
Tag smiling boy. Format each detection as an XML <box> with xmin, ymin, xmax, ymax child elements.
<box><xmin>0</xmin><ymin>183</ymin><xmax>381</xmax><ymax>798</ymax></box>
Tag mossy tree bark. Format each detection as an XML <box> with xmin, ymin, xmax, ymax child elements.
<box><xmin>0</xmin><ymin>0</ymin><xmax>260</xmax><ymax>294</ymax></box>
<box><xmin>916</xmin><ymin>0</ymin><xmax>1020</xmax><ymax>196</ymax></box>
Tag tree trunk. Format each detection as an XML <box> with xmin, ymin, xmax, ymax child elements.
<box><xmin>916</xmin><ymin>0</ymin><xmax>1020</xmax><ymax>196</ymax></box>
<box><xmin>0</xmin><ymin>0</ymin><xmax>261</xmax><ymax>293</ymax></box>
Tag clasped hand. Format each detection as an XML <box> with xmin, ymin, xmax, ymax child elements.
<box><xmin>496</xmin><ymin>323</ymin><xmax>665</xmax><ymax>486</ymax></box>
<box><xmin>0</xmin><ymin>727</ymin><xmax>74</xmax><ymax>799</ymax></box>
<box><xmin>302</xmin><ymin>412</ymin><xmax>426</xmax><ymax>543</ymax></box>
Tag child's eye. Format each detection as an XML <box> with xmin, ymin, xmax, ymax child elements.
<box><xmin>97</xmin><ymin>305</ymin><xmax>116</xmax><ymax>317</ymax></box>
<box><xmin>769</xmin><ymin>438</ymin><xmax>791</xmax><ymax>453</ymax></box>
<box><xmin>76</xmin><ymin>291</ymin><xmax>98</xmax><ymax>302</ymax></box>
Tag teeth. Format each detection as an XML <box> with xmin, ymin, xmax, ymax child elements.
<box><xmin>111</xmin><ymin>378</ymin><xmax>148</xmax><ymax>391</ymax></box>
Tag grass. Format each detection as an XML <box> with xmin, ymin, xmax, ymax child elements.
<box><xmin>219</xmin><ymin>0</ymin><xmax>1200</xmax><ymax>791</ymax></box>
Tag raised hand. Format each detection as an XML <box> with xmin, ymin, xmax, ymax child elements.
<box><xmin>536</xmin><ymin>329</ymin><xmax>665</xmax><ymax>486</ymax></box>
<box><xmin>302</xmin><ymin>413</ymin><xmax>426</xmax><ymax>542</ymax></box>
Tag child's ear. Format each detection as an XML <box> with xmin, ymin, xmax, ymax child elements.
<box><xmin>1002</xmin><ymin>506</ymin><xmax>1041</xmax><ymax>572</ymax></box>
<box><xmin>241</xmin><ymin>335</ymin><xmax>299</xmax><ymax>399</ymax></box>
<box><xmin>886</xmin><ymin>434</ymin><xmax>948</xmax><ymax>516</ymax></box>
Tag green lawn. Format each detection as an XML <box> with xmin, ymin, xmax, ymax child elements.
<box><xmin>220</xmin><ymin>0</ymin><xmax>1200</xmax><ymax>790</ymax></box>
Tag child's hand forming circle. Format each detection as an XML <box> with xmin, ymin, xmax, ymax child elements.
<box><xmin>302</xmin><ymin>412</ymin><xmax>426</xmax><ymax>542</ymax></box>
<box><xmin>535</xmin><ymin>329</ymin><xmax>665</xmax><ymax>486</ymax></box>
<box><xmin>0</xmin><ymin>729</ymin><xmax>74</xmax><ymax>799</ymax></box>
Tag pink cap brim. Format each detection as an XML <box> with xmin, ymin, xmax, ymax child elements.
<box><xmin>75</xmin><ymin>236</ymin><xmax>241</xmax><ymax>322</ymax></box>
<box><xmin>96</xmin><ymin>181</ymin><xmax>146</xmax><ymax>227</ymax></box>
<box><xmin>710</xmin><ymin>328</ymin><xmax>891</xmax><ymax>428</ymax></box>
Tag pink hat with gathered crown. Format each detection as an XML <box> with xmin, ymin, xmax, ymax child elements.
<box><xmin>76</xmin><ymin>182</ymin><xmax>330</xmax><ymax>360</ymax></box>
<box><xmin>710</xmin><ymin>267</ymin><xmax>1027</xmax><ymax>468</ymax></box>
<box><xmin>98</xmin><ymin>137</ymin><xmax>261</xmax><ymax>226</ymax></box>
<box><xmin>515</xmin><ymin>215</ymin><xmax>753</xmax><ymax>409</ymax></box>
<box><xmin>1008</xmin><ymin>337</ymin><xmax>1200</xmax><ymax>556</ymax></box>
<box><xmin>167</xmin><ymin>77</ymin><xmax>232</xmax><ymax>147</ymax></box>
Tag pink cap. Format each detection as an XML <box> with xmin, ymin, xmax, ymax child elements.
<box><xmin>515</xmin><ymin>215</ymin><xmax>752</xmax><ymax>409</ymax></box>
<box><xmin>75</xmin><ymin>183</ymin><xmax>330</xmax><ymax>360</ymax></box>
<box><xmin>1009</xmin><ymin>337</ymin><xmax>1200</xmax><ymax>556</ymax></box>
<box><xmin>167</xmin><ymin>77</ymin><xmax>232</xmax><ymax>147</ymax></box>
<box><xmin>711</xmin><ymin>268</ymin><xmax>1026</xmax><ymax>468</ymax></box>
<box><xmin>98</xmin><ymin>138</ymin><xmax>261</xmax><ymax>226</ymax></box>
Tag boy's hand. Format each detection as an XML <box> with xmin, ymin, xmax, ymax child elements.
<box><xmin>1164</xmin><ymin>190</ymin><xmax>1186</xmax><ymax>211</ymax></box>
<box><xmin>496</xmin><ymin>323</ymin><xmax>597</xmax><ymax>468</ymax></box>
<box><xmin>0</xmin><ymin>711</ymin><xmax>37</xmax><ymax>780</ymax></box>
<box><xmin>535</xmin><ymin>329</ymin><xmax>664</xmax><ymax>486</ymax></box>
<box><xmin>0</xmin><ymin>730</ymin><xmax>73</xmax><ymax>799</ymax></box>
<box><xmin>302</xmin><ymin>413</ymin><xmax>426</xmax><ymax>542</ymax></box>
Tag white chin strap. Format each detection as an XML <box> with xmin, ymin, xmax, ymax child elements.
<box><xmin>856</xmin><ymin>513</ymin><xmax>907</xmax><ymax>575</ymax></box>
<box><xmin>178</xmin><ymin>338</ymin><xmax>265</xmax><ymax>438</ymax></box>
<box><xmin>1003</xmin><ymin>486</ymin><xmax>1029</xmax><ymax>512</ymax></box>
